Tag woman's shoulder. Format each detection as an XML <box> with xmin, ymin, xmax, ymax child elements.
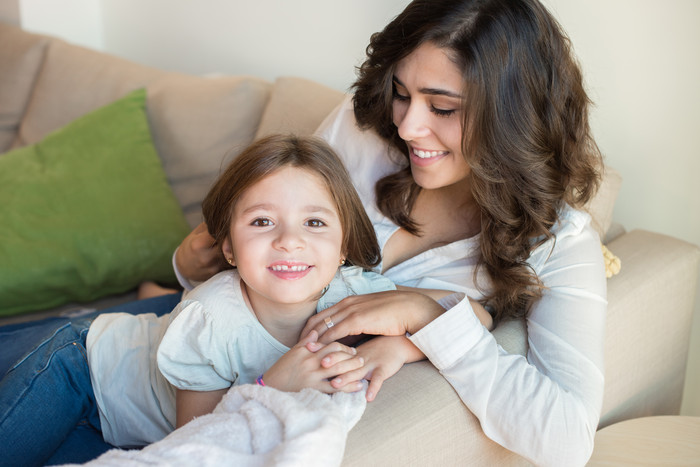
<box><xmin>552</xmin><ymin>204</ymin><xmax>595</xmax><ymax>239</ymax></box>
<box><xmin>528</xmin><ymin>204</ymin><xmax>602</xmax><ymax>272</ymax></box>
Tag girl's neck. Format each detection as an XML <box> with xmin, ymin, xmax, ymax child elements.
<box><xmin>239</xmin><ymin>281</ymin><xmax>317</xmax><ymax>348</ymax></box>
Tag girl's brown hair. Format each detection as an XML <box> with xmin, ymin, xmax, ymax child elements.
<box><xmin>202</xmin><ymin>134</ymin><xmax>381</xmax><ymax>270</ymax></box>
<box><xmin>353</xmin><ymin>0</ymin><xmax>602</xmax><ymax>324</ymax></box>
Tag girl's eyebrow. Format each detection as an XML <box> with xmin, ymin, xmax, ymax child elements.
<box><xmin>240</xmin><ymin>204</ymin><xmax>337</xmax><ymax>216</ymax></box>
<box><xmin>392</xmin><ymin>76</ymin><xmax>462</xmax><ymax>99</ymax></box>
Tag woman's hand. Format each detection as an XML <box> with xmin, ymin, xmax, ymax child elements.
<box><xmin>330</xmin><ymin>335</ymin><xmax>425</xmax><ymax>402</ymax></box>
<box><xmin>302</xmin><ymin>290</ymin><xmax>446</xmax><ymax>345</ymax></box>
<box><xmin>175</xmin><ymin>222</ymin><xmax>226</xmax><ymax>283</ymax></box>
<box><xmin>263</xmin><ymin>331</ymin><xmax>365</xmax><ymax>393</ymax></box>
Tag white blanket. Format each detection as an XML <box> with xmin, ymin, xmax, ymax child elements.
<box><xmin>69</xmin><ymin>384</ymin><xmax>367</xmax><ymax>467</ymax></box>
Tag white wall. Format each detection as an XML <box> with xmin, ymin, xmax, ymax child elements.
<box><xmin>14</xmin><ymin>0</ymin><xmax>700</xmax><ymax>415</ymax></box>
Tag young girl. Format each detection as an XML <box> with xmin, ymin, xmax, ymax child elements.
<box><xmin>0</xmin><ymin>134</ymin><xmax>394</xmax><ymax>465</ymax></box>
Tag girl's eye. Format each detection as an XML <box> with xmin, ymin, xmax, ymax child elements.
<box><xmin>431</xmin><ymin>106</ymin><xmax>456</xmax><ymax>117</ymax></box>
<box><xmin>251</xmin><ymin>218</ymin><xmax>272</xmax><ymax>227</ymax></box>
<box><xmin>305</xmin><ymin>218</ymin><xmax>326</xmax><ymax>228</ymax></box>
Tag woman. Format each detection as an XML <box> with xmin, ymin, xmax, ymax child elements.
<box><xmin>179</xmin><ymin>1</ymin><xmax>606</xmax><ymax>465</ymax></box>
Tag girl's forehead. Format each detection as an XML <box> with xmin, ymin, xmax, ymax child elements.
<box><xmin>236</xmin><ymin>166</ymin><xmax>338</xmax><ymax>213</ymax></box>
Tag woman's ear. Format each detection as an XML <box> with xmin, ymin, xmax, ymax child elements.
<box><xmin>222</xmin><ymin>237</ymin><xmax>236</xmax><ymax>267</ymax></box>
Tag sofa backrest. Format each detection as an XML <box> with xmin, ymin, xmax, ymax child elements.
<box><xmin>0</xmin><ymin>22</ymin><xmax>273</xmax><ymax>228</ymax></box>
<box><xmin>0</xmin><ymin>22</ymin><xmax>620</xmax><ymax>239</ymax></box>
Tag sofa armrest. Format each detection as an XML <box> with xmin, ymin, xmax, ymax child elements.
<box><xmin>600</xmin><ymin>229</ymin><xmax>700</xmax><ymax>427</ymax></box>
<box><xmin>341</xmin><ymin>359</ymin><xmax>531</xmax><ymax>466</ymax></box>
<box><xmin>342</xmin><ymin>318</ymin><xmax>530</xmax><ymax>465</ymax></box>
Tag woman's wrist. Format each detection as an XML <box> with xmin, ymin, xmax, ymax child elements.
<box><xmin>407</xmin><ymin>292</ymin><xmax>447</xmax><ymax>335</ymax></box>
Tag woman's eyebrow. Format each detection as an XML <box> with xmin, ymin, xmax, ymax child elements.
<box><xmin>392</xmin><ymin>76</ymin><xmax>462</xmax><ymax>99</ymax></box>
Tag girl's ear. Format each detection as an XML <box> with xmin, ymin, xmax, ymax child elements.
<box><xmin>222</xmin><ymin>237</ymin><xmax>236</xmax><ymax>267</ymax></box>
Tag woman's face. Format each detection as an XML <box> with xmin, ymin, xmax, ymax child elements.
<box><xmin>392</xmin><ymin>42</ymin><xmax>471</xmax><ymax>191</ymax></box>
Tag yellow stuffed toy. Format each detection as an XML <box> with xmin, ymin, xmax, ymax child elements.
<box><xmin>601</xmin><ymin>244</ymin><xmax>621</xmax><ymax>278</ymax></box>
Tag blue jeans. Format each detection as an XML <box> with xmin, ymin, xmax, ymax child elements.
<box><xmin>0</xmin><ymin>293</ymin><xmax>182</xmax><ymax>466</ymax></box>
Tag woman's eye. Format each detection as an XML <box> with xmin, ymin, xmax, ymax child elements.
<box><xmin>431</xmin><ymin>106</ymin><xmax>456</xmax><ymax>117</ymax></box>
<box><xmin>392</xmin><ymin>85</ymin><xmax>409</xmax><ymax>101</ymax></box>
<box><xmin>251</xmin><ymin>218</ymin><xmax>272</xmax><ymax>227</ymax></box>
<box><xmin>305</xmin><ymin>219</ymin><xmax>326</xmax><ymax>228</ymax></box>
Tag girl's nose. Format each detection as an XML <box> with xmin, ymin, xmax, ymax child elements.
<box><xmin>396</xmin><ymin>102</ymin><xmax>431</xmax><ymax>142</ymax></box>
<box><xmin>272</xmin><ymin>225</ymin><xmax>305</xmax><ymax>252</ymax></box>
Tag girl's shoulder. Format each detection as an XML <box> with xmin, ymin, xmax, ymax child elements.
<box><xmin>317</xmin><ymin>266</ymin><xmax>396</xmax><ymax>311</ymax></box>
<box><xmin>174</xmin><ymin>270</ymin><xmax>251</xmax><ymax>324</ymax></box>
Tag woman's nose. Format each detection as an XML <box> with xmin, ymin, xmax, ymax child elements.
<box><xmin>272</xmin><ymin>225</ymin><xmax>305</xmax><ymax>251</ymax></box>
<box><xmin>395</xmin><ymin>102</ymin><xmax>431</xmax><ymax>141</ymax></box>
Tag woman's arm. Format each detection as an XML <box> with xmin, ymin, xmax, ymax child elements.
<box><xmin>173</xmin><ymin>222</ymin><xmax>226</xmax><ymax>288</ymax></box>
<box><xmin>409</xmin><ymin>221</ymin><xmax>606</xmax><ymax>467</ymax></box>
<box><xmin>396</xmin><ymin>285</ymin><xmax>493</xmax><ymax>330</ymax></box>
<box><xmin>175</xmin><ymin>388</ymin><xmax>229</xmax><ymax>428</ymax></box>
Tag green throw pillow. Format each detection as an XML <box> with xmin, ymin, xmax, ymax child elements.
<box><xmin>0</xmin><ymin>89</ymin><xmax>191</xmax><ymax>316</ymax></box>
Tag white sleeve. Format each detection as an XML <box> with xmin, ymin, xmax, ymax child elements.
<box><xmin>172</xmin><ymin>248</ymin><xmax>195</xmax><ymax>291</ymax></box>
<box><xmin>157</xmin><ymin>301</ymin><xmax>236</xmax><ymax>391</ymax></box>
<box><xmin>409</xmin><ymin>223</ymin><xmax>606</xmax><ymax>467</ymax></box>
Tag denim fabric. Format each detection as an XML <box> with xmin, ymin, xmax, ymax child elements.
<box><xmin>0</xmin><ymin>294</ymin><xmax>182</xmax><ymax>378</ymax></box>
<box><xmin>0</xmin><ymin>320</ymin><xmax>103</xmax><ymax>466</ymax></box>
<box><xmin>0</xmin><ymin>293</ymin><xmax>182</xmax><ymax>466</ymax></box>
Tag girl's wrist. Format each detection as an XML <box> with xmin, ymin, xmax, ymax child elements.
<box><xmin>256</xmin><ymin>374</ymin><xmax>266</xmax><ymax>386</ymax></box>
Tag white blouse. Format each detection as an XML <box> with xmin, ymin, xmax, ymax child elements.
<box><xmin>314</xmin><ymin>96</ymin><xmax>607</xmax><ymax>467</ymax></box>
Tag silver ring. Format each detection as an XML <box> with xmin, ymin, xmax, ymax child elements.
<box><xmin>324</xmin><ymin>316</ymin><xmax>335</xmax><ymax>329</ymax></box>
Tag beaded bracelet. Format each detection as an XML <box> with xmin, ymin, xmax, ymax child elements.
<box><xmin>256</xmin><ymin>374</ymin><xmax>266</xmax><ymax>387</ymax></box>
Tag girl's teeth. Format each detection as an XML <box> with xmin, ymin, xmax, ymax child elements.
<box><xmin>415</xmin><ymin>150</ymin><xmax>444</xmax><ymax>158</ymax></box>
<box><xmin>271</xmin><ymin>265</ymin><xmax>308</xmax><ymax>272</ymax></box>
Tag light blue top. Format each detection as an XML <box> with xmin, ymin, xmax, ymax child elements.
<box><xmin>86</xmin><ymin>265</ymin><xmax>394</xmax><ymax>447</ymax></box>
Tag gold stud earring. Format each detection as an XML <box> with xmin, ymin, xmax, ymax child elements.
<box><xmin>339</xmin><ymin>258</ymin><xmax>345</xmax><ymax>266</ymax></box>
<box><xmin>227</xmin><ymin>258</ymin><xmax>234</xmax><ymax>265</ymax></box>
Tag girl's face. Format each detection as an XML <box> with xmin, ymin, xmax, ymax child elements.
<box><xmin>392</xmin><ymin>41</ymin><xmax>471</xmax><ymax>191</ymax></box>
<box><xmin>222</xmin><ymin>166</ymin><xmax>344</xmax><ymax>311</ymax></box>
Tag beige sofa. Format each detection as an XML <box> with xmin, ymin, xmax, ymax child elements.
<box><xmin>1</xmin><ymin>23</ymin><xmax>699</xmax><ymax>465</ymax></box>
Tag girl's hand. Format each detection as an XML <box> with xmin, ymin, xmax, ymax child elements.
<box><xmin>302</xmin><ymin>290</ymin><xmax>446</xmax><ymax>345</ymax></box>
<box><xmin>175</xmin><ymin>222</ymin><xmax>227</xmax><ymax>283</ymax></box>
<box><xmin>330</xmin><ymin>336</ymin><xmax>425</xmax><ymax>402</ymax></box>
<box><xmin>263</xmin><ymin>331</ymin><xmax>365</xmax><ymax>393</ymax></box>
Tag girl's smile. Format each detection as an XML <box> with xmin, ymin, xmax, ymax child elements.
<box><xmin>268</xmin><ymin>261</ymin><xmax>313</xmax><ymax>279</ymax></box>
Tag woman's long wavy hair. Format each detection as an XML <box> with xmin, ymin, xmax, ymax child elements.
<box><xmin>352</xmin><ymin>0</ymin><xmax>602</xmax><ymax>324</ymax></box>
<box><xmin>202</xmin><ymin>134</ymin><xmax>381</xmax><ymax>271</ymax></box>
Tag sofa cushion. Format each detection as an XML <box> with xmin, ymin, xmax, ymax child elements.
<box><xmin>0</xmin><ymin>89</ymin><xmax>190</xmax><ymax>317</ymax></box>
<box><xmin>255</xmin><ymin>76</ymin><xmax>345</xmax><ymax>139</ymax></box>
<box><xmin>146</xmin><ymin>75</ymin><xmax>271</xmax><ymax>228</ymax></box>
<box><xmin>0</xmin><ymin>23</ymin><xmax>49</xmax><ymax>153</ymax></box>
<box><xmin>11</xmin><ymin>35</ymin><xmax>165</xmax><ymax>149</ymax></box>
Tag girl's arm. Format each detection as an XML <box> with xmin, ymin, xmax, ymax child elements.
<box><xmin>175</xmin><ymin>387</ymin><xmax>229</xmax><ymax>428</ymax></box>
<box><xmin>263</xmin><ymin>331</ymin><xmax>365</xmax><ymax>393</ymax></box>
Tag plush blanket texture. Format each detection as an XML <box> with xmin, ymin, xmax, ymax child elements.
<box><xmin>64</xmin><ymin>383</ymin><xmax>367</xmax><ymax>467</ymax></box>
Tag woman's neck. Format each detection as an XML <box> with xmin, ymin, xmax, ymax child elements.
<box><xmin>381</xmin><ymin>181</ymin><xmax>480</xmax><ymax>272</ymax></box>
<box><xmin>239</xmin><ymin>281</ymin><xmax>317</xmax><ymax>348</ymax></box>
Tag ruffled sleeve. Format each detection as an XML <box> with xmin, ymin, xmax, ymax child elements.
<box><xmin>157</xmin><ymin>301</ymin><xmax>236</xmax><ymax>391</ymax></box>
